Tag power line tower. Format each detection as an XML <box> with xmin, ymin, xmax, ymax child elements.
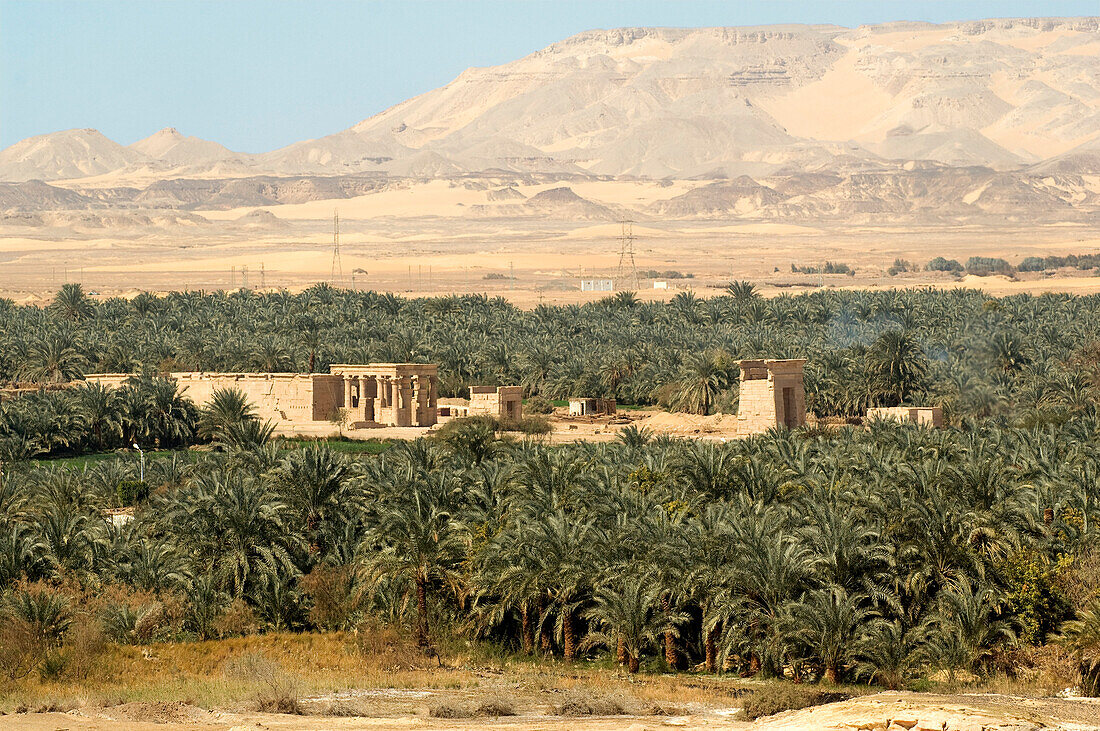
<box><xmin>616</xmin><ymin>219</ymin><xmax>639</xmax><ymax>290</ymax></box>
<box><xmin>330</xmin><ymin>209</ymin><xmax>343</xmax><ymax>285</ymax></box>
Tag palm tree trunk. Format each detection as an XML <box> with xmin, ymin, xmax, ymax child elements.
<box><xmin>521</xmin><ymin>601</ymin><xmax>534</xmax><ymax>655</ymax></box>
<box><xmin>824</xmin><ymin>664</ymin><xmax>838</xmax><ymax>684</ymax></box>
<box><xmin>616</xmin><ymin>635</ymin><xmax>628</xmax><ymax>668</ymax></box>
<box><xmin>704</xmin><ymin>627</ymin><xmax>717</xmax><ymax>673</ymax></box>
<box><xmin>628</xmin><ymin>652</ymin><xmax>640</xmax><ymax>673</ymax></box>
<box><xmin>539</xmin><ymin>597</ymin><xmax>552</xmax><ymax>654</ymax></box>
<box><xmin>562</xmin><ymin>609</ymin><xmax>577</xmax><ymax>661</ymax></box>
<box><xmin>662</xmin><ymin>595</ymin><xmax>679</xmax><ymax>669</ymax></box>
<box><xmin>415</xmin><ymin>574</ymin><xmax>430</xmax><ymax>647</ymax></box>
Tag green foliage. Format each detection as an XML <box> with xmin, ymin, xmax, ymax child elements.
<box><xmin>115</xmin><ymin>479</ymin><xmax>149</xmax><ymax>506</ymax></box>
<box><xmin>791</xmin><ymin>261</ymin><xmax>854</xmax><ymax>275</ymax></box>
<box><xmin>999</xmin><ymin>552</ymin><xmax>1072</xmax><ymax>645</ymax></box>
<box><xmin>525</xmin><ymin>395</ymin><xmax>554</xmax><ymax>414</ymax></box>
<box><xmin>966</xmin><ymin>256</ymin><xmax>1015</xmax><ymax>277</ymax></box>
<box><xmin>927</xmin><ymin>256</ymin><xmax>964</xmax><ymax>272</ymax></box>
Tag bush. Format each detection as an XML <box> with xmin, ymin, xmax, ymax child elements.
<box><xmin>927</xmin><ymin>256</ymin><xmax>964</xmax><ymax>273</ymax></box>
<box><xmin>502</xmin><ymin>415</ymin><xmax>551</xmax><ymax>435</ymax></box>
<box><xmin>739</xmin><ymin>685</ymin><xmax>849</xmax><ymax>721</ymax></box>
<box><xmin>224</xmin><ymin>652</ymin><xmax>303</xmax><ymax>714</ymax></box>
<box><xmin>116</xmin><ymin>479</ymin><xmax>149</xmax><ymax>506</ymax></box>
<box><xmin>353</xmin><ymin>620</ymin><xmax>427</xmax><ymax>671</ymax></box>
<box><xmin>525</xmin><ymin>395</ymin><xmax>554</xmax><ymax>414</ymax></box>
<box><xmin>300</xmin><ymin>565</ymin><xmax>361</xmax><ymax>631</ymax></box>
<box><xmin>476</xmin><ymin>699</ymin><xmax>516</xmax><ymax>717</ymax></box>
<box><xmin>429</xmin><ymin>702</ymin><xmax>474</xmax><ymax>718</ymax></box>
<box><xmin>965</xmin><ymin>256</ymin><xmax>1015</xmax><ymax>277</ymax></box>
<box><xmin>555</xmin><ymin>690</ymin><xmax>628</xmax><ymax>716</ymax></box>
<box><xmin>213</xmin><ymin>597</ymin><xmax>259</xmax><ymax>638</ymax></box>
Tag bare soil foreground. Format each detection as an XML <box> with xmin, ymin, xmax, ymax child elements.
<box><xmin>5</xmin><ymin>691</ymin><xmax>1100</xmax><ymax>730</ymax></box>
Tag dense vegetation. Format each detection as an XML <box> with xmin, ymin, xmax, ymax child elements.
<box><xmin>2</xmin><ymin>284</ymin><xmax>1100</xmax><ymax>693</ymax></box>
<box><xmin>4</xmin><ymin>283</ymin><xmax>1100</xmax><ymax>454</ymax></box>
<box><xmin>1</xmin><ymin>418</ymin><xmax>1099</xmax><ymax>691</ymax></box>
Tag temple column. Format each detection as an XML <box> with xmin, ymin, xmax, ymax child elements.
<box><xmin>357</xmin><ymin>376</ymin><xmax>367</xmax><ymax>422</ymax></box>
<box><xmin>363</xmin><ymin>375</ymin><xmax>376</xmax><ymax>423</ymax></box>
<box><xmin>342</xmin><ymin>375</ymin><xmax>352</xmax><ymax>413</ymax></box>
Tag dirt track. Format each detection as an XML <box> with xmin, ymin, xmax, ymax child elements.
<box><xmin>5</xmin><ymin>692</ymin><xmax>1100</xmax><ymax>731</ymax></box>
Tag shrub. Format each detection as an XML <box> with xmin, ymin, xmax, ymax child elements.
<box><xmin>965</xmin><ymin>256</ymin><xmax>1015</xmax><ymax>277</ymax></box>
<box><xmin>224</xmin><ymin>652</ymin><xmax>303</xmax><ymax>714</ymax></box>
<box><xmin>739</xmin><ymin>686</ymin><xmax>849</xmax><ymax>720</ymax></box>
<box><xmin>429</xmin><ymin>702</ymin><xmax>474</xmax><ymax>718</ymax></box>
<box><xmin>476</xmin><ymin>699</ymin><xmax>517</xmax><ymax>717</ymax></box>
<box><xmin>555</xmin><ymin>690</ymin><xmax>628</xmax><ymax>716</ymax></box>
<box><xmin>213</xmin><ymin>597</ymin><xmax>259</xmax><ymax>638</ymax></box>
<box><xmin>60</xmin><ymin>622</ymin><xmax>108</xmax><ymax>680</ymax></box>
<box><xmin>116</xmin><ymin>479</ymin><xmax>149</xmax><ymax>506</ymax></box>
<box><xmin>353</xmin><ymin>620</ymin><xmax>427</xmax><ymax>671</ymax></box>
<box><xmin>525</xmin><ymin>395</ymin><xmax>554</xmax><ymax>414</ymax></box>
<box><xmin>927</xmin><ymin>256</ymin><xmax>964</xmax><ymax>273</ymax></box>
<box><xmin>300</xmin><ymin>565</ymin><xmax>361</xmax><ymax>631</ymax></box>
<box><xmin>503</xmin><ymin>415</ymin><xmax>551</xmax><ymax>435</ymax></box>
<box><xmin>0</xmin><ymin>618</ymin><xmax>46</xmax><ymax>681</ymax></box>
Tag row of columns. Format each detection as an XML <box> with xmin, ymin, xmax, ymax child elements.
<box><xmin>341</xmin><ymin>373</ymin><xmax>438</xmax><ymax>426</ymax></box>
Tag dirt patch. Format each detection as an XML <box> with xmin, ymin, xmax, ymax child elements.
<box><xmin>85</xmin><ymin>700</ymin><xmax>216</xmax><ymax>724</ymax></box>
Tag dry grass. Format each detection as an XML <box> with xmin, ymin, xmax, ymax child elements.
<box><xmin>0</xmin><ymin>628</ymin><xmax>761</xmax><ymax>718</ymax></box>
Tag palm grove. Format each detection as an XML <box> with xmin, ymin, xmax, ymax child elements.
<box><xmin>1</xmin><ymin>283</ymin><xmax>1099</xmax><ymax>692</ymax></box>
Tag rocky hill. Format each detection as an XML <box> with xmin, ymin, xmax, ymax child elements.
<box><xmin>1</xmin><ymin>17</ymin><xmax>1098</xmax><ymax>225</ymax></box>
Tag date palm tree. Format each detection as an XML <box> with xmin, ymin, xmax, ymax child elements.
<box><xmin>361</xmin><ymin>465</ymin><xmax>463</xmax><ymax>648</ymax></box>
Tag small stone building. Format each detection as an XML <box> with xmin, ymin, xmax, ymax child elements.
<box><xmin>468</xmin><ymin>385</ymin><xmax>523</xmax><ymax>421</ymax></box>
<box><xmin>569</xmin><ymin>397</ymin><xmax>617</xmax><ymax>416</ymax></box>
<box><xmin>736</xmin><ymin>359</ymin><xmax>807</xmax><ymax>435</ymax></box>
<box><xmin>866</xmin><ymin>406</ymin><xmax>943</xmax><ymax>427</ymax></box>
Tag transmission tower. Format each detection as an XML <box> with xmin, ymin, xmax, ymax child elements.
<box><xmin>330</xmin><ymin>209</ymin><xmax>343</xmax><ymax>284</ymax></box>
<box><xmin>616</xmin><ymin>219</ymin><xmax>639</xmax><ymax>290</ymax></box>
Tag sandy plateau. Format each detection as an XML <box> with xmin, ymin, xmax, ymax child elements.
<box><xmin>2</xmin><ymin>174</ymin><xmax>1100</xmax><ymax>304</ymax></box>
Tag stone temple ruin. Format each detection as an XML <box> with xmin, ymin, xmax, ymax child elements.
<box><xmin>83</xmin><ymin>363</ymin><xmax>439</xmax><ymax>435</ymax></box>
<box><xmin>735</xmin><ymin>359</ymin><xmax>807</xmax><ymax>435</ymax></box>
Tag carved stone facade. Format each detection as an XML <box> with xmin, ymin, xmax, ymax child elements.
<box><xmin>468</xmin><ymin>385</ymin><xmax>523</xmax><ymax>421</ymax></box>
<box><xmin>736</xmin><ymin>359</ymin><xmax>807</xmax><ymax>435</ymax></box>
<box><xmin>327</xmin><ymin>364</ymin><xmax>438</xmax><ymax>427</ymax></box>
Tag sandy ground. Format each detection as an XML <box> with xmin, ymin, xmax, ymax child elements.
<box><xmin>4</xmin><ymin>692</ymin><xmax>1099</xmax><ymax>730</ymax></box>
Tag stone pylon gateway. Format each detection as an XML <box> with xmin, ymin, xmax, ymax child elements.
<box><xmin>735</xmin><ymin>359</ymin><xmax>807</xmax><ymax>434</ymax></box>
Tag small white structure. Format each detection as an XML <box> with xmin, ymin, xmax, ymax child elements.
<box><xmin>569</xmin><ymin>397</ymin><xmax>617</xmax><ymax>416</ymax></box>
<box><xmin>653</xmin><ymin>281</ymin><xmax>668</xmax><ymax>290</ymax></box>
<box><xmin>580</xmin><ymin>279</ymin><xmax>613</xmax><ymax>292</ymax></box>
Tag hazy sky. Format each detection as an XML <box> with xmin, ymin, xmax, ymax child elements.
<box><xmin>2</xmin><ymin>0</ymin><xmax>1095</xmax><ymax>151</ymax></box>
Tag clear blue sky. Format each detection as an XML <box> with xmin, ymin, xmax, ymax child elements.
<box><xmin>1</xmin><ymin>0</ymin><xmax>1094</xmax><ymax>152</ymax></box>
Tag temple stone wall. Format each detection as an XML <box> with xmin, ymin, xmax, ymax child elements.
<box><xmin>83</xmin><ymin>364</ymin><xmax>439</xmax><ymax>431</ymax></box>
<box><xmin>170</xmin><ymin>372</ymin><xmax>338</xmax><ymax>424</ymax></box>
